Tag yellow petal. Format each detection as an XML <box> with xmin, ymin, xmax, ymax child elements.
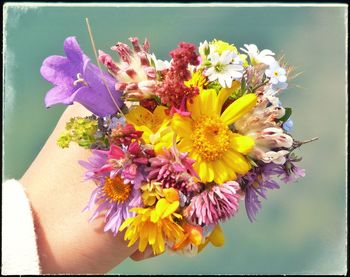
<box><xmin>157</xmin><ymin>227</ymin><xmax>165</xmax><ymax>253</ymax></box>
<box><xmin>147</xmin><ymin>223</ymin><xmax>157</xmax><ymax>245</ymax></box>
<box><xmin>154</xmin><ymin>198</ymin><xmax>168</xmax><ymax>220</ymax></box>
<box><xmin>172</xmin><ymin>234</ymin><xmax>190</xmax><ymax>251</ymax></box>
<box><xmin>206</xmin><ymin>162</ymin><xmax>215</xmax><ymax>182</ymax></box>
<box><xmin>162</xmin><ymin>201</ymin><xmax>179</xmax><ymax>219</ymax></box>
<box><xmin>163</xmin><ymin>188</ymin><xmax>179</xmax><ymax>203</ymax></box>
<box><xmin>171</xmin><ymin>113</ymin><xmax>193</xmax><ymax>138</ymax></box>
<box><xmin>212</xmin><ymin>160</ymin><xmax>230</xmax><ymax>184</ymax></box>
<box><xmin>218</xmin><ymin>80</ymin><xmax>240</xmax><ymax>111</ymax></box>
<box><xmin>177</xmin><ymin>138</ymin><xmax>193</xmax><ymax>153</ymax></box>
<box><xmin>128</xmin><ymin>232</ymin><xmax>139</xmax><ymax>247</ymax></box>
<box><xmin>198</xmin><ymin>89</ymin><xmax>219</xmax><ymax>117</ymax></box>
<box><xmin>125</xmin><ymin>106</ymin><xmax>153</xmax><ymax>128</ymax></box>
<box><xmin>119</xmin><ymin>217</ymin><xmax>133</xmax><ymax>231</ymax></box>
<box><xmin>152</xmin><ymin>106</ymin><xmax>170</xmax><ymax>129</ymax></box>
<box><xmin>150</xmin><ymin>208</ymin><xmax>160</xmax><ymax>223</ymax></box>
<box><xmin>153</xmin><ymin>130</ymin><xmax>174</xmax><ymax>154</ymax></box>
<box><xmin>138</xmin><ymin>125</ymin><xmax>153</xmax><ymax>143</ymax></box>
<box><xmin>198</xmin><ymin>239</ymin><xmax>210</xmax><ymax>253</ymax></box>
<box><xmin>220</xmin><ymin>93</ymin><xmax>257</xmax><ymax>125</ymax></box>
<box><xmin>138</xmin><ymin>236</ymin><xmax>149</xmax><ymax>252</ymax></box>
<box><xmin>230</xmin><ymin>133</ymin><xmax>255</xmax><ymax>154</ymax></box>
<box><xmin>186</xmin><ymin>93</ymin><xmax>199</xmax><ymax>119</ymax></box>
<box><xmin>224</xmin><ymin>150</ymin><xmax>251</xmax><ymax>175</ymax></box>
<box><xmin>197</xmin><ymin>161</ymin><xmax>211</xmax><ymax>183</ymax></box>
<box><xmin>189</xmin><ymin>227</ymin><xmax>203</xmax><ymax>246</ymax></box>
<box><xmin>208</xmin><ymin>224</ymin><xmax>225</xmax><ymax>247</ymax></box>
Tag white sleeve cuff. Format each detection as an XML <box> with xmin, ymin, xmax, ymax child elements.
<box><xmin>2</xmin><ymin>179</ymin><xmax>41</xmax><ymax>275</ymax></box>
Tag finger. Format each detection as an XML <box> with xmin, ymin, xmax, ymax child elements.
<box><xmin>130</xmin><ymin>245</ymin><xmax>160</xmax><ymax>262</ymax></box>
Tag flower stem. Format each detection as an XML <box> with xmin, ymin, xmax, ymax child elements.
<box><xmin>85</xmin><ymin>18</ymin><xmax>125</xmax><ymax>117</ymax></box>
<box><xmin>291</xmin><ymin>137</ymin><xmax>319</xmax><ymax>151</ymax></box>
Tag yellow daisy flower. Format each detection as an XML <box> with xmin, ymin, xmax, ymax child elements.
<box><xmin>125</xmin><ymin>105</ymin><xmax>174</xmax><ymax>153</ymax></box>
<box><xmin>171</xmin><ymin>81</ymin><xmax>257</xmax><ymax>184</ymax></box>
<box><xmin>140</xmin><ymin>181</ymin><xmax>164</xmax><ymax>206</ymax></box>
<box><xmin>119</xmin><ymin>188</ymin><xmax>185</xmax><ymax>255</ymax></box>
<box><xmin>184</xmin><ymin>70</ymin><xmax>207</xmax><ymax>90</ymax></box>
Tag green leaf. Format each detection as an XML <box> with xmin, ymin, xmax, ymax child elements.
<box><xmin>150</xmin><ymin>57</ymin><xmax>156</xmax><ymax>68</ymax></box>
<box><xmin>279</xmin><ymin>107</ymin><xmax>292</xmax><ymax>123</ymax></box>
<box><xmin>241</xmin><ymin>77</ymin><xmax>246</xmax><ymax>93</ymax></box>
<box><xmin>206</xmin><ymin>81</ymin><xmax>222</xmax><ymax>93</ymax></box>
<box><xmin>153</xmin><ymin>95</ymin><xmax>162</xmax><ymax>105</ymax></box>
<box><xmin>246</xmin><ymin>156</ymin><xmax>258</xmax><ymax>167</ymax></box>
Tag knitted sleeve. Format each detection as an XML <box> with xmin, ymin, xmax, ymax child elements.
<box><xmin>2</xmin><ymin>179</ymin><xmax>41</xmax><ymax>275</ymax></box>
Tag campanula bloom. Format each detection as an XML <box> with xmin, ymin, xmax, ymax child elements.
<box><xmin>40</xmin><ymin>36</ymin><xmax>123</xmax><ymax>116</ymax></box>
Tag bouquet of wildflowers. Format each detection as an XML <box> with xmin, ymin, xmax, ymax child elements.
<box><xmin>41</xmin><ymin>33</ymin><xmax>315</xmax><ymax>256</ymax></box>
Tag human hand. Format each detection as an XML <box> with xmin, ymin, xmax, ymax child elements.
<box><xmin>20</xmin><ymin>103</ymin><xmax>157</xmax><ymax>274</ymax></box>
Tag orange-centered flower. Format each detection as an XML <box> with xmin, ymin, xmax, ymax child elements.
<box><xmin>171</xmin><ymin>81</ymin><xmax>257</xmax><ymax>184</ymax></box>
<box><xmin>103</xmin><ymin>176</ymin><xmax>132</xmax><ymax>203</ymax></box>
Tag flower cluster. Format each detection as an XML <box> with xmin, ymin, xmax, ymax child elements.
<box><xmin>41</xmin><ymin>36</ymin><xmax>314</xmax><ymax>256</ymax></box>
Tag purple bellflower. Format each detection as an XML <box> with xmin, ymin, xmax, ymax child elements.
<box><xmin>40</xmin><ymin>36</ymin><xmax>123</xmax><ymax>116</ymax></box>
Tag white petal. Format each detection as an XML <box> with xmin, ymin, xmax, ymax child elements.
<box><xmin>248</xmin><ymin>44</ymin><xmax>258</xmax><ymax>53</ymax></box>
<box><xmin>270</xmin><ymin>77</ymin><xmax>279</xmax><ymax>85</ymax></box>
<box><xmin>261</xmin><ymin>56</ymin><xmax>276</xmax><ymax>65</ymax></box>
<box><xmin>218</xmin><ymin>75</ymin><xmax>229</xmax><ymax>88</ymax></box>
<box><xmin>220</xmin><ymin>50</ymin><xmax>234</xmax><ymax>64</ymax></box>
<box><xmin>230</xmin><ymin>71</ymin><xmax>243</xmax><ymax>79</ymax></box>
<box><xmin>273</xmin><ymin>156</ymin><xmax>286</xmax><ymax>165</ymax></box>
<box><xmin>278</xmin><ymin>75</ymin><xmax>287</xmax><ymax>82</ymax></box>
<box><xmin>278</xmin><ymin>67</ymin><xmax>286</xmax><ymax>75</ymax></box>
<box><xmin>260</xmin><ymin>49</ymin><xmax>275</xmax><ymax>56</ymax></box>
<box><xmin>265</xmin><ymin>69</ymin><xmax>273</xmax><ymax>77</ymax></box>
<box><xmin>204</xmin><ymin>67</ymin><xmax>215</xmax><ymax>76</ymax></box>
<box><xmin>208</xmin><ymin>52</ymin><xmax>220</xmax><ymax>64</ymax></box>
<box><xmin>208</xmin><ymin>73</ymin><xmax>218</xmax><ymax>81</ymax></box>
<box><xmin>269</xmin><ymin>61</ymin><xmax>279</xmax><ymax>70</ymax></box>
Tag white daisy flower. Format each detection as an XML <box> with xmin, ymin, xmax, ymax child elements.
<box><xmin>204</xmin><ymin>50</ymin><xmax>243</xmax><ymax>88</ymax></box>
<box><xmin>265</xmin><ymin>61</ymin><xmax>287</xmax><ymax>84</ymax></box>
<box><xmin>240</xmin><ymin>44</ymin><xmax>275</xmax><ymax>65</ymax></box>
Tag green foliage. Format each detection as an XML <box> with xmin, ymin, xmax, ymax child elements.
<box><xmin>206</xmin><ymin>80</ymin><xmax>222</xmax><ymax>93</ymax></box>
<box><xmin>229</xmin><ymin>80</ymin><xmax>246</xmax><ymax>101</ymax></box>
<box><xmin>56</xmin><ymin>117</ymin><xmax>99</xmax><ymax>149</ymax></box>
<box><xmin>279</xmin><ymin>107</ymin><xmax>292</xmax><ymax>123</ymax></box>
<box><xmin>247</xmin><ymin>155</ymin><xmax>258</xmax><ymax>167</ymax></box>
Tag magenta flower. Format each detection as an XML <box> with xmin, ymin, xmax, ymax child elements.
<box><xmin>40</xmin><ymin>36</ymin><xmax>123</xmax><ymax>116</ymax></box>
<box><xmin>184</xmin><ymin>181</ymin><xmax>242</xmax><ymax>225</ymax></box>
<box><xmin>155</xmin><ymin>42</ymin><xmax>199</xmax><ymax>112</ymax></box>
<box><xmin>147</xmin><ymin>147</ymin><xmax>200</xmax><ymax>194</ymax></box>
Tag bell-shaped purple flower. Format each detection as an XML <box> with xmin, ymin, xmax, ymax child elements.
<box><xmin>40</xmin><ymin>36</ymin><xmax>123</xmax><ymax>116</ymax></box>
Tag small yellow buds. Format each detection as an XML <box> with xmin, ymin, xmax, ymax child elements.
<box><xmin>56</xmin><ymin>116</ymin><xmax>99</xmax><ymax>149</ymax></box>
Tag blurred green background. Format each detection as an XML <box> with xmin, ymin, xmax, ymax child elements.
<box><xmin>3</xmin><ymin>4</ymin><xmax>347</xmax><ymax>275</ymax></box>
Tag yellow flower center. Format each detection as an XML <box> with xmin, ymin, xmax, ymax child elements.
<box><xmin>191</xmin><ymin>115</ymin><xmax>231</xmax><ymax>161</ymax></box>
<box><xmin>103</xmin><ymin>176</ymin><xmax>131</xmax><ymax>203</ymax></box>
<box><xmin>274</xmin><ymin>71</ymin><xmax>279</xmax><ymax>77</ymax></box>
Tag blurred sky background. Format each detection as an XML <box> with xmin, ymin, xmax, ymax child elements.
<box><xmin>3</xmin><ymin>3</ymin><xmax>347</xmax><ymax>275</ymax></box>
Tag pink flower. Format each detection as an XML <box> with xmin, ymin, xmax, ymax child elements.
<box><xmin>109</xmin><ymin>122</ymin><xmax>143</xmax><ymax>147</ymax></box>
<box><xmin>156</xmin><ymin>42</ymin><xmax>199</xmax><ymax>113</ymax></box>
<box><xmin>184</xmin><ymin>181</ymin><xmax>242</xmax><ymax>225</ymax></box>
<box><xmin>147</xmin><ymin>147</ymin><xmax>199</xmax><ymax>194</ymax></box>
<box><xmin>98</xmin><ymin>37</ymin><xmax>156</xmax><ymax>100</ymax></box>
